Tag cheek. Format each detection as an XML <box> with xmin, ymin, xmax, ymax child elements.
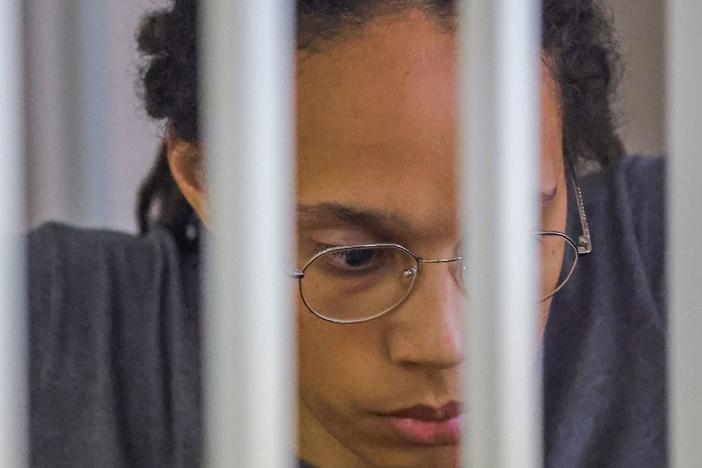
<box><xmin>539</xmin><ymin>299</ymin><xmax>553</xmax><ymax>336</ymax></box>
<box><xmin>296</xmin><ymin>297</ymin><xmax>387</xmax><ymax>406</ymax></box>
<box><xmin>538</xmin><ymin>235</ymin><xmax>566</xmax><ymax>332</ymax></box>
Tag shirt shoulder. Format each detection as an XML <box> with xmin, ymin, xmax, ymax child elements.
<box><xmin>28</xmin><ymin>221</ymin><xmax>180</xmax><ymax>278</ymax></box>
<box><xmin>581</xmin><ymin>155</ymin><xmax>666</xmax><ymax>316</ymax></box>
<box><xmin>28</xmin><ymin>222</ymin><xmax>202</xmax><ymax>466</ymax></box>
<box><xmin>545</xmin><ymin>156</ymin><xmax>668</xmax><ymax>468</ymax></box>
<box><xmin>28</xmin><ymin>222</ymin><xmax>183</xmax><ymax>365</ymax></box>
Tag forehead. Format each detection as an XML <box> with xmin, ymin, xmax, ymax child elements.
<box><xmin>296</xmin><ymin>10</ymin><xmax>459</xmax><ymax>235</ymax></box>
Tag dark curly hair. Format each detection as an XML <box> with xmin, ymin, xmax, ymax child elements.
<box><xmin>136</xmin><ymin>0</ymin><xmax>622</xmax><ymax>246</ymax></box>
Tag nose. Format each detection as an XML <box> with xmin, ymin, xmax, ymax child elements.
<box><xmin>384</xmin><ymin>261</ymin><xmax>465</xmax><ymax>369</ymax></box>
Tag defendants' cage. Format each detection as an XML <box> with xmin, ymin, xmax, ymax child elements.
<box><xmin>2</xmin><ymin>1</ymin><xmax>699</xmax><ymax>467</ymax></box>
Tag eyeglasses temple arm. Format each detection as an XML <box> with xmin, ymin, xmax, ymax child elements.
<box><xmin>569</xmin><ymin>164</ymin><xmax>593</xmax><ymax>255</ymax></box>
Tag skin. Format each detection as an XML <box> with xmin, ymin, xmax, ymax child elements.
<box><xmin>169</xmin><ymin>8</ymin><xmax>567</xmax><ymax>468</ymax></box>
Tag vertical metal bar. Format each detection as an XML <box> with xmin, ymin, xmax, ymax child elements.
<box><xmin>60</xmin><ymin>0</ymin><xmax>109</xmax><ymax>227</ymax></box>
<box><xmin>667</xmin><ymin>1</ymin><xmax>702</xmax><ymax>467</ymax></box>
<box><xmin>202</xmin><ymin>1</ymin><xmax>296</xmax><ymax>467</ymax></box>
<box><xmin>0</xmin><ymin>0</ymin><xmax>27</xmax><ymax>465</ymax></box>
<box><xmin>459</xmin><ymin>1</ymin><xmax>541</xmax><ymax>467</ymax></box>
<box><xmin>25</xmin><ymin>0</ymin><xmax>65</xmax><ymax>230</ymax></box>
<box><xmin>76</xmin><ymin>0</ymin><xmax>109</xmax><ymax>226</ymax></box>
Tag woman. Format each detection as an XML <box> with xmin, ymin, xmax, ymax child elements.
<box><xmin>28</xmin><ymin>0</ymin><xmax>666</xmax><ymax>467</ymax></box>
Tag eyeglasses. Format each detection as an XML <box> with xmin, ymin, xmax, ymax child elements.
<box><xmin>291</xmin><ymin>169</ymin><xmax>592</xmax><ymax>324</ymax></box>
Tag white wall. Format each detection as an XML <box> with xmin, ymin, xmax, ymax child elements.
<box><xmin>25</xmin><ymin>0</ymin><xmax>167</xmax><ymax>232</ymax></box>
<box><xmin>605</xmin><ymin>0</ymin><xmax>666</xmax><ymax>156</ymax></box>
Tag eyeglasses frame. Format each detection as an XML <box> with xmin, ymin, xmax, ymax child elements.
<box><xmin>291</xmin><ymin>165</ymin><xmax>592</xmax><ymax>324</ymax></box>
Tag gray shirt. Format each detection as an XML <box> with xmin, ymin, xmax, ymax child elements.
<box><xmin>28</xmin><ymin>156</ymin><xmax>666</xmax><ymax>467</ymax></box>
<box><xmin>545</xmin><ymin>155</ymin><xmax>666</xmax><ymax>467</ymax></box>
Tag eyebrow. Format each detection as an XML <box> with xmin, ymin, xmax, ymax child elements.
<box><xmin>297</xmin><ymin>191</ymin><xmax>554</xmax><ymax>234</ymax></box>
<box><xmin>297</xmin><ymin>203</ymin><xmax>413</xmax><ymax>234</ymax></box>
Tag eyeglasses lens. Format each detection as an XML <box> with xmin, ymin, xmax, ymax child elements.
<box><xmin>300</xmin><ymin>246</ymin><xmax>418</xmax><ymax>323</ymax></box>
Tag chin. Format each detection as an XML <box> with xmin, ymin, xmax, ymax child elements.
<box><xmin>361</xmin><ymin>443</ymin><xmax>460</xmax><ymax>468</ymax></box>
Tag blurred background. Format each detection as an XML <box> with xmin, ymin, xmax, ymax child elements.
<box><xmin>23</xmin><ymin>0</ymin><xmax>666</xmax><ymax>231</ymax></box>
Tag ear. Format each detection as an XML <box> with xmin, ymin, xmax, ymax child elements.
<box><xmin>540</xmin><ymin>61</ymin><xmax>565</xmax><ymax>194</ymax></box>
<box><xmin>165</xmin><ymin>132</ymin><xmax>210</xmax><ymax>227</ymax></box>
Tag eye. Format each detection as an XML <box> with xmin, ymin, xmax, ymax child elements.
<box><xmin>326</xmin><ymin>248</ymin><xmax>380</xmax><ymax>271</ymax></box>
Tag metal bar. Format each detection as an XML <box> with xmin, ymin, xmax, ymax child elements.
<box><xmin>24</xmin><ymin>0</ymin><xmax>65</xmax><ymax>230</ymax></box>
<box><xmin>201</xmin><ymin>1</ymin><xmax>296</xmax><ymax>467</ymax></box>
<box><xmin>76</xmin><ymin>0</ymin><xmax>109</xmax><ymax>226</ymax></box>
<box><xmin>667</xmin><ymin>1</ymin><xmax>702</xmax><ymax>466</ymax></box>
<box><xmin>0</xmin><ymin>0</ymin><xmax>27</xmax><ymax>465</ymax></box>
<box><xmin>459</xmin><ymin>1</ymin><xmax>542</xmax><ymax>467</ymax></box>
<box><xmin>60</xmin><ymin>0</ymin><xmax>109</xmax><ymax>226</ymax></box>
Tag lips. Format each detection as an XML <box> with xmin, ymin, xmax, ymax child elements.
<box><xmin>385</xmin><ymin>401</ymin><xmax>462</xmax><ymax>421</ymax></box>
<box><xmin>377</xmin><ymin>401</ymin><xmax>463</xmax><ymax>446</ymax></box>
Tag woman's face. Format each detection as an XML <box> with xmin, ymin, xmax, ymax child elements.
<box><xmin>294</xmin><ymin>9</ymin><xmax>566</xmax><ymax>468</ymax></box>
<box><xmin>169</xmin><ymin>8</ymin><xmax>567</xmax><ymax>468</ymax></box>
